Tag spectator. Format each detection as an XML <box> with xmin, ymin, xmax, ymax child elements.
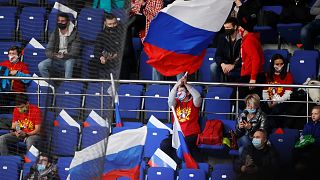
<box><xmin>236</xmin><ymin>94</ymin><xmax>268</xmax><ymax>155</ymax></box>
<box><xmin>38</xmin><ymin>12</ymin><xmax>80</xmax><ymax>79</ymax></box>
<box><xmin>300</xmin><ymin>0</ymin><xmax>320</xmax><ymax>50</ymax></box>
<box><xmin>160</xmin><ymin>76</ymin><xmax>202</xmax><ymax>163</ymax></box>
<box><xmin>236</xmin><ymin>11</ymin><xmax>265</xmax><ymax>109</ymax></box>
<box><xmin>0</xmin><ymin>94</ymin><xmax>42</xmax><ymax>155</ymax></box>
<box><xmin>294</xmin><ymin>106</ymin><xmax>320</xmax><ymax>179</ymax></box>
<box><xmin>0</xmin><ymin>46</ymin><xmax>31</xmax><ymax>113</ymax></box>
<box><xmin>234</xmin><ymin>129</ymin><xmax>278</xmax><ymax>180</ymax></box>
<box><xmin>230</xmin><ymin>0</ymin><xmax>261</xmax><ymax>18</ymax></box>
<box><xmin>262</xmin><ymin>54</ymin><xmax>293</xmax><ymax>128</ymax></box>
<box><xmin>210</xmin><ymin>17</ymin><xmax>242</xmax><ymax>82</ymax></box>
<box><xmin>89</xmin><ymin>13</ymin><xmax>124</xmax><ymax>80</ymax></box>
<box><xmin>24</xmin><ymin>152</ymin><xmax>60</xmax><ymax>180</ymax></box>
<box><xmin>279</xmin><ymin>0</ymin><xmax>312</xmax><ymax>24</ymax></box>
<box><xmin>92</xmin><ymin>0</ymin><xmax>125</xmax><ymax>13</ymax></box>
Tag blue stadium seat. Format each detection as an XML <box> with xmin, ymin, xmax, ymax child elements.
<box><xmin>0</xmin><ymin>156</ymin><xmax>22</xmax><ymax>180</ymax></box>
<box><xmin>111</xmin><ymin>8</ymin><xmax>128</xmax><ymax>23</ymax></box>
<box><xmin>57</xmin><ymin>157</ymin><xmax>73</xmax><ymax>180</ymax></box>
<box><xmin>144</xmin><ymin>84</ymin><xmax>170</xmax><ymax>121</ymax></box>
<box><xmin>18</xmin><ymin>0</ymin><xmax>41</xmax><ymax>5</ymax></box>
<box><xmin>139</xmin><ymin>50</ymin><xmax>152</xmax><ymax>80</ymax></box>
<box><xmin>19</xmin><ymin>7</ymin><xmax>46</xmax><ymax>42</ymax></box>
<box><xmin>262</xmin><ymin>5</ymin><xmax>283</xmax><ymax>15</ymax></box>
<box><xmin>198</xmin><ymin>48</ymin><xmax>216</xmax><ymax>82</ymax></box>
<box><xmin>0</xmin><ymin>114</ymin><xmax>12</xmax><ymax>135</ymax></box>
<box><xmin>277</xmin><ymin>23</ymin><xmax>303</xmax><ymax>44</ymax></box>
<box><xmin>0</xmin><ymin>6</ymin><xmax>17</xmax><ymax>40</ymax></box>
<box><xmin>211</xmin><ymin>169</ymin><xmax>236</xmax><ymax>180</ymax></box>
<box><xmin>290</xmin><ymin>50</ymin><xmax>319</xmax><ymax>84</ymax></box>
<box><xmin>81</xmin><ymin>126</ymin><xmax>109</xmax><ymax>149</ymax></box>
<box><xmin>84</xmin><ymin>82</ymin><xmax>110</xmax><ymax>117</ymax></box>
<box><xmin>22</xmin><ymin>162</ymin><xmax>33</xmax><ymax>178</ymax></box>
<box><xmin>122</xmin><ymin>122</ymin><xmax>143</xmax><ymax>128</ymax></box>
<box><xmin>181</xmin><ymin>162</ymin><xmax>210</xmax><ymax>176</ymax></box>
<box><xmin>81</xmin><ymin>44</ymin><xmax>95</xmax><ymax>78</ymax></box>
<box><xmin>178</xmin><ymin>169</ymin><xmax>206</xmax><ymax>180</ymax></box>
<box><xmin>214</xmin><ymin>163</ymin><xmax>233</xmax><ymax>170</ymax></box>
<box><xmin>52</xmin><ymin>126</ymin><xmax>80</xmax><ymax>156</ymax></box>
<box><xmin>253</xmin><ymin>26</ymin><xmax>278</xmax><ymax>44</ymax></box>
<box><xmin>117</xmin><ymin>84</ymin><xmax>144</xmax><ymax>119</ymax></box>
<box><xmin>143</xmin><ymin>128</ymin><xmax>169</xmax><ymax>159</ymax></box>
<box><xmin>0</xmin><ymin>42</ymin><xmax>21</xmax><ymax>61</ymax></box>
<box><xmin>147</xmin><ymin>167</ymin><xmax>175</xmax><ymax>180</ymax></box>
<box><xmin>263</xmin><ymin>49</ymin><xmax>289</xmax><ymax>72</ymax></box>
<box><xmin>27</xmin><ymin>80</ymin><xmax>54</xmax><ymax>108</ymax></box>
<box><xmin>55</xmin><ymin>82</ymin><xmax>84</xmax><ymax>117</ymax></box>
<box><xmin>77</xmin><ymin>7</ymin><xmax>104</xmax><ymax>42</ymax></box>
<box><xmin>46</xmin><ymin>0</ymin><xmax>68</xmax><ymax>6</ymax></box>
<box><xmin>205</xmin><ymin>87</ymin><xmax>233</xmax><ymax>120</ymax></box>
<box><xmin>0</xmin><ymin>0</ymin><xmax>11</xmax><ymax>4</ymax></box>
<box><xmin>111</xmin><ymin>126</ymin><xmax>132</xmax><ymax>134</ymax></box>
<box><xmin>23</xmin><ymin>43</ymin><xmax>47</xmax><ymax>75</ymax></box>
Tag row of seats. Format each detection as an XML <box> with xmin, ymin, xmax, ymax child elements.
<box><xmin>0</xmin><ymin>0</ymin><xmax>66</xmax><ymax>6</ymax></box>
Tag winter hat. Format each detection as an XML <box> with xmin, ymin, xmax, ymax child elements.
<box><xmin>237</xmin><ymin>12</ymin><xmax>257</xmax><ymax>32</ymax></box>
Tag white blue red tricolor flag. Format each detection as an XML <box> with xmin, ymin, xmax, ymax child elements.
<box><xmin>53</xmin><ymin>109</ymin><xmax>81</xmax><ymax>131</ymax></box>
<box><xmin>148</xmin><ymin>148</ymin><xmax>177</xmax><ymax>170</ymax></box>
<box><xmin>108</xmin><ymin>73</ymin><xmax>122</xmax><ymax>127</ymax></box>
<box><xmin>83</xmin><ymin>110</ymin><xmax>109</xmax><ymax>128</ymax></box>
<box><xmin>24</xmin><ymin>145</ymin><xmax>39</xmax><ymax>163</ymax></box>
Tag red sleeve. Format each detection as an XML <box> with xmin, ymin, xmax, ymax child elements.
<box><xmin>248</xmin><ymin>39</ymin><xmax>262</xmax><ymax>81</ymax></box>
<box><xmin>12</xmin><ymin>108</ymin><xmax>19</xmax><ymax>123</ymax></box>
<box><xmin>20</xmin><ymin>63</ymin><xmax>30</xmax><ymax>74</ymax></box>
<box><xmin>0</xmin><ymin>60</ymin><xmax>8</xmax><ymax>67</ymax></box>
<box><xmin>284</xmin><ymin>72</ymin><xmax>294</xmax><ymax>91</ymax></box>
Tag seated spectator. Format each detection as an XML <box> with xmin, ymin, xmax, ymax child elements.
<box><xmin>160</xmin><ymin>76</ymin><xmax>203</xmax><ymax>163</ymax></box>
<box><xmin>38</xmin><ymin>12</ymin><xmax>80</xmax><ymax>79</ymax></box>
<box><xmin>0</xmin><ymin>46</ymin><xmax>31</xmax><ymax>113</ymax></box>
<box><xmin>262</xmin><ymin>54</ymin><xmax>293</xmax><ymax>128</ymax></box>
<box><xmin>300</xmin><ymin>0</ymin><xmax>320</xmax><ymax>50</ymax></box>
<box><xmin>279</xmin><ymin>0</ymin><xmax>312</xmax><ymax>23</ymax></box>
<box><xmin>236</xmin><ymin>94</ymin><xmax>268</xmax><ymax>155</ymax></box>
<box><xmin>24</xmin><ymin>152</ymin><xmax>59</xmax><ymax>180</ymax></box>
<box><xmin>294</xmin><ymin>106</ymin><xmax>320</xmax><ymax>179</ymax></box>
<box><xmin>0</xmin><ymin>94</ymin><xmax>42</xmax><ymax>155</ymax></box>
<box><xmin>234</xmin><ymin>129</ymin><xmax>279</xmax><ymax>180</ymax></box>
<box><xmin>210</xmin><ymin>17</ymin><xmax>241</xmax><ymax>82</ymax></box>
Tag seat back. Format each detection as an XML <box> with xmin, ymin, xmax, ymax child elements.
<box><xmin>57</xmin><ymin>157</ymin><xmax>73</xmax><ymax>180</ymax></box>
<box><xmin>0</xmin><ymin>6</ymin><xmax>17</xmax><ymax>40</ymax></box>
<box><xmin>52</xmin><ymin>126</ymin><xmax>80</xmax><ymax>156</ymax></box>
<box><xmin>263</xmin><ymin>49</ymin><xmax>289</xmax><ymax>72</ymax></box>
<box><xmin>23</xmin><ymin>43</ymin><xmax>47</xmax><ymax>75</ymax></box>
<box><xmin>81</xmin><ymin>126</ymin><xmax>109</xmax><ymax>149</ymax></box>
<box><xmin>147</xmin><ymin>167</ymin><xmax>175</xmax><ymax>180</ymax></box>
<box><xmin>211</xmin><ymin>169</ymin><xmax>236</xmax><ymax>180</ymax></box>
<box><xmin>139</xmin><ymin>50</ymin><xmax>152</xmax><ymax>80</ymax></box>
<box><xmin>178</xmin><ymin>169</ymin><xmax>206</xmax><ymax>180</ymax></box>
<box><xmin>199</xmin><ymin>48</ymin><xmax>216</xmax><ymax>82</ymax></box>
<box><xmin>81</xmin><ymin>44</ymin><xmax>95</xmax><ymax>78</ymax></box>
<box><xmin>0</xmin><ymin>42</ymin><xmax>21</xmax><ymax>60</ymax></box>
<box><xmin>84</xmin><ymin>82</ymin><xmax>110</xmax><ymax>117</ymax></box>
<box><xmin>0</xmin><ymin>156</ymin><xmax>21</xmax><ymax>180</ymax></box>
<box><xmin>78</xmin><ymin>8</ymin><xmax>104</xmax><ymax>42</ymax></box>
<box><xmin>27</xmin><ymin>80</ymin><xmax>54</xmax><ymax>108</ymax></box>
<box><xmin>143</xmin><ymin>128</ymin><xmax>169</xmax><ymax>159</ymax></box>
<box><xmin>117</xmin><ymin>84</ymin><xmax>143</xmax><ymax>119</ymax></box>
<box><xmin>205</xmin><ymin>87</ymin><xmax>233</xmax><ymax>120</ymax></box>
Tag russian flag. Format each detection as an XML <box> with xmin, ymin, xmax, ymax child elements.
<box><xmin>144</xmin><ymin>0</ymin><xmax>233</xmax><ymax>76</ymax></box>
<box><xmin>171</xmin><ymin>106</ymin><xmax>198</xmax><ymax>169</ymax></box>
<box><xmin>108</xmin><ymin>73</ymin><xmax>122</xmax><ymax>127</ymax></box>
<box><xmin>52</xmin><ymin>2</ymin><xmax>77</xmax><ymax>19</ymax></box>
<box><xmin>24</xmin><ymin>145</ymin><xmax>39</xmax><ymax>163</ymax></box>
<box><xmin>148</xmin><ymin>148</ymin><xmax>177</xmax><ymax>170</ymax></box>
<box><xmin>54</xmin><ymin>109</ymin><xmax>81</xmax><ymax>131</ymax></box>
<box><xmin>68</xmin><ymin>138</ymin><xmax>107</xmax><ymax>180</ymax></box>
<box><xmin>83</xmin><ymin>110</ymin><xmax>109</xmax><ymax>128</ymax></box>
<box><xmin>103</xmin><ymin>126</ymin><xmax>147</xmax><ymax>180</ymax></box>
<box><xmin>147</xmin><ymin>115</ymin><xmax>173</xmax><ymax>134</ymax></box>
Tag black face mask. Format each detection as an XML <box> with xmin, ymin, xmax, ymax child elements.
<box><xmin>105</xmin><ymin>26</ymin><xmax>118</xmax><ymax>32</ymax></box>
<box><xmin>57</xmin><ymin>23</ymin><xmax>68</xmax><ymax>30</ymax></box>
<box><xmin>225</xmin><ymin>28</ymin><xmax>236</xmax><ymax>36</ymax></box>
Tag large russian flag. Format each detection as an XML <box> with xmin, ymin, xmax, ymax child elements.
<box><xmin>144</xmin><ymin>0</ymin><xmax>233</xmax><ymax>76</ymax></box>
<box><xmin>103</xmin><ymin>126</ymin><xmax>147</xmax><ymax>180</ymax></box>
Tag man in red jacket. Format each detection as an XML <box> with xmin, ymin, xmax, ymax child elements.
<box><xmin>236</xmin><ymin>13</ymin><xmax>265</xmax><ymax>109</ymax></box>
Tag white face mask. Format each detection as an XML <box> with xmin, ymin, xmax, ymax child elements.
<box><xmin>8</xmin><ymin>55</ymin><xmax>19</xmax><ymax>63</ymax></box>
<box><xmin>177</xmin><ymin>91</ymin><xmax>187</xmax><ymax>101</ymax></box>
<box><xmin>252</xmin><ymin>138</ymin><xmax>264</xmax><ymax>149</ymax></box>
<box><xmin>274</xmin><ymin>64</ymin><xmax>284</xmax><ymax>74</ymax></box>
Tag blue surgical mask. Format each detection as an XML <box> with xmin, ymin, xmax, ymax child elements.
<box><xmin>246</xmin><ymin>108</ymin><xmax>256</xmax><ymax>114</ymax></box>
<box><xmin>252</xmin><ymin>138</ymin><xmax>263</xmax><ymax>149</ymax></box>
<box><xmin>37</xmin><ymin>164</ymin><xmax>46</xmax><ymax>172</ymax></box>
<box><xmin>177</xmin><ymin>91</ymin><xmax>186</xmax><ymax>101</ymax></box>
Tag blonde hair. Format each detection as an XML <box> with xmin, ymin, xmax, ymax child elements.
<box><xmin>245</xmin><ymin>94</ymin><xmax>260</xmax><ymax>108</ymax></box>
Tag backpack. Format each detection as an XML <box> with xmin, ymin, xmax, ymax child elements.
<box><xmin>196</xmin><ymin>120</ymin><xmax>224</xmax><ymax>145</ymax></box>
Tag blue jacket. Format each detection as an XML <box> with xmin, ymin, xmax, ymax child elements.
<box><xmin>302</xmin><ymin>121</ymin><xmax>320</xmax><ymax>146</ymax></box>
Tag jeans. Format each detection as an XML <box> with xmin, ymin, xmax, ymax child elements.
<box><xmin>210</xmin><ymin>62</ymin><xmax>221</xmax><ymax>82</ymax></box>
<box><xmin>38</xmin><ymin>58</ymin><xmax>75</xmax><ymax>78</ymax></box>
<box><xmin>237</xmin><ymin>135</ymin><xmax>252</xmax><ymax>156</ymax></box>
<box><xmin>210</xmin><ymin>62</ymin><xmax>241</xmax><ymax>82</ymax></box>
<box><xmin>301</xmin><ymin>19</ymin><xmax>320</xmax><ymax>50</ymax></box>
<box><xmin>0</xmin><ymin>133</ymin><xmax>41</xmax><ymax>155</ymax></box>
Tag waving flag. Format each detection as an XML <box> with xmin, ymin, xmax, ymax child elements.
<box><xmin>103</xmin><ymin>126</ymin><xmax>147</xmax><ymax>180</ymax></box>
<box><xmin>83</xmin><ymin>110</ymin><xmax>109</xmax><ymax>127</ymax></box>
<box><xmin>144</xmin><ymin>0</ymin><xmax>233</xmax><ymax>76</ymax></box>
<box><xmin>171</xmin><ymin>106</ymin><xmax>198</xmax><ymax>169</ymax></box>
<box><xmin>148</xmin><ymin>148</ymin><xmax>177</xmax><ymax>170</ymax></box>
<box><xmin>52</xmin><ymin>2</ymin><xmax>77</xmax><ymax>19</ymax></box>
<box><xmin>147</xmin><ymin>115</ymin><xmax>173</xmax><ymax>134</ymax></box>
<box><xmin>54</xmin><ymin>109</ymin><xmax>81</xmax><ymax>131</ymax></box>
<box><xmin>24</xmin><ymin>145</ymin><xmax>39</xmax><ymax>163</ymax></box>
<box><xmin>108</xmin><ymin>73</ymin><xmax>122</xmax><ymax>127</ymax></box>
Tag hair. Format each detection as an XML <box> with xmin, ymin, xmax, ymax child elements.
<box><xmin>254</xmin><ymin>129</ymin><xmax>268</xmax><ymax>138</ymax></box>
<box><xmin>224</xmin><ymin>17</ymin><xmax>238</xmax><ymax>27</ymax></box>
<box><xmin>38</xmin><ymin>152</ymin><xmax>53</xmax><ymax>164</ymax></box>
<box><xmin>57</xmin><ymin>12</ymin><xmax>70</xmax><ymax>21</ymax></box>
<box><xmin>105</xmin><ymin>13</ymin><xmax>117</xmax><ymax>21</ymax></box>
<box><xmin>8</xmin><ymin>46</ymin><xmax>21</xmax><ymax>55</ymax></box>
<box><xmin>312</xmin><ymin>106</ymin><xmax>320</xmax><ymax>112</ymax></box>
<box><xmin>267</xmin><ymin>53</ymin><xmax>288</xmax><ymax>82</ymax></box>
<box><xmin>244</xmin><ymin>94</ymin><xmax>260</xmax><ymax>108</ymax></box>
<box><xmin>15</xmin><ymin>93</ymin><xmax>29</xmax><ymax>106</ymax></box>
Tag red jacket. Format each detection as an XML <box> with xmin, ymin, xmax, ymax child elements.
<box><xmin>0</xmin><ymin>60</ymin><xmax>29</xmax><ymax>92</ymax></box>
<box><xmin>240</xmin><ymin>32</ymin><xmax>264</xmax><ymax>80</ymax></box>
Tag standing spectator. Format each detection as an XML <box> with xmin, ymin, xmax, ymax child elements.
<box><xmin>262</xmin><ymin>54</ymin><xmax>293</xmax><ymax>128</ymax></box>
<box><xmin>279</xmin><ymin>0</ymin><xmax>312</xmax><ymax>23</ymax></box>
<box><xmin>234</xmin><ymin>129</ymin><xmax>279</xmax><ymax>180</ymax></box>
<box><xmin>0</xmin><ymin>94</ymin><xmax>42</xmax><ymax>155</ymax></box>
<box><xmin>160</xmin><ymin>76</ymin><xmax>202</xmax><ymax>163</ymax></box>
<box><xmin>38</xmin><ymin>12</ymin><xmax>80</xmax><ymax>79</ymax></box>
<box><xmin>300</xmin><ymin>0</ymin><xmax>320</xmax><ymax>50</ymax></box>
<box><xmin>210</xmin><ymin>17</ymin><xmax>242</xmax><ymax>82</ymax></box>
<box><xmin>236</xmin><ymin>94</ymin><xmax>268</xmax><ymax>155</ymax></box>
<box><xmin>92</xmin><ymin>0</ymin><xmax>125</xmax><ymax>13</ymax></box>
<box><xmin>0</xmin><ymin>46</ymin><xmax>31</xmax><ymax>113</ymax></box>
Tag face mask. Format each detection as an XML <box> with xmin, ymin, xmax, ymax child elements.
<box><xmin>37</xmin><ymin>164</ymin><xmax>46</xmax><ymax>172</ymax></box>
<box><xmin>57</xmin><ymin>23</ymin><xmax>68</xmax><ymax>30</ymax></box>
<box><xmin>105</xmin><ymin>26</ymin><xmax>117</xmax><ymax>32</ymax></box>
<box><xmin>238</xmin><ymin>28</ymin><xmax>245</xmax><ymax>37</ymax></box>
<box><xmin>18</xmin><ymin>106</ymin><xmax>28</xmax><ymax>114</ymax></box>
<box><xmin>274</xmin><ymin>64</ymin><xmax>284</xmax><ymax>74</ymax></box>
<box><xmin>8</xmin><ymin>55</ymin><xmax>19</xmax><ymax>63</ymax></box>
<box><xmin>225</xmin><ymin>28</ymin><xmax>236</xmax><ymax>36</ymax></box>
<box><xmin>177</xmin><ymin>91</ymin><xmax>187</xmax><ymax>101</ymax></box>
<box><xmin>252</xmin><ymin>138</ymin><xmax>264</xmax><ymax>149</ymax></box>
<box><xmin>246</xmin><ymin>108</ymin><xmax>256</xmax><ymax>114</ymax></box>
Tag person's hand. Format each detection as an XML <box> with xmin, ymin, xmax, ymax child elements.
<box><xmin>225</xmin><ymin>64</ymin><xmax>235</xmax><ymax>74</ymax></box>
<box><xmin>55</xmin><ymin>52</ymin><xmax>64</xmax><ymax>59</ymax></box>
<box><xmin>10</xmin><ymin>70</ymin><xmax>18</xmax><ymax>75</ymax></box>
<box><xmin>235</xmin><ymin>0</ymin><xmax>242</xmax><ymax>7</ymax></box>
<box><xmin>110</xmin><ymin>53</ymin><xmax>118</xmax><ymax>60</ymax></box>
<box><xmin>14</xmin><ymin>130</ymin><xmax>22</xmax><ymax>137</ymax></box>
<box><xmin>245</xmin><ymin>155</ymin><xmax>254</xmax><ymax>166</ymax></box>
<box><xmin>243</xmin><ymin>121</ymin><xmax>252</xmax><ymax>130</ymax></box>
<box><xmin>100</xmin><ymin>56</ymin><xmax>106</xmax><ymax>64</ymax></box>
<box><xmin>19</xmin><ymin>131</ymin><xmax>27</xmax><ymax>138</ymax></box>
<box><xmin>249</xmin><ymin>79</ymin><xmax>256</xmax><ymax>90</ymax></box>
<box><xmin>268</xmin><ymin>101</ymin><xmax>277</xmax><ymax>108</ymax></box>
<box><xmin>238</xmin><ymin>122</ymin><xmax>245</xmax><ymax>129</ymax></box>
<box><xmin>221</xmin><ymin>63</ymin><xmax>227</xmax><ymax>74</ymax></box>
